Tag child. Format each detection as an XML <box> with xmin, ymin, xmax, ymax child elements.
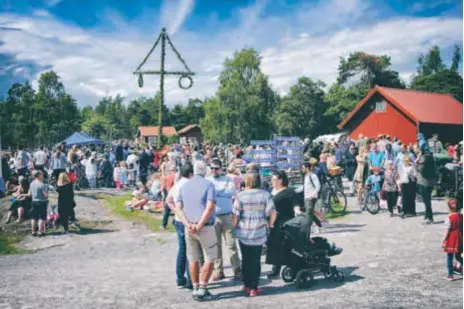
<box><xmin>113</xmin><ymin>162</ymin><xmax>121</xmax><ymax>190</ymax></box>
<box><xmin>47</xmin><ymin>205</ymin><xmax>60</xmax><ymax>229</ymax></box>
<box><xmin>5</xmin><ymin>177</ymin><xmax>30</xmax><ymax>223</ymax></box>
<box><xmin>442</xmin><ymin>199</ymin><xmax>463</xmax><ymax>281</ymax></box>
<box><xmin>28</xmin><ymin>171</ymin><xmax>48</xmax><ymax>237</ymax></box>
<box><xmin>366</xmin><ymin>168</ymin><xmax>382</xmax><ymax>202</ymax></box>
<box><xmin>127</xmin><ymin>163</ymin><xmax>136</xmax><ymax>187</ymax></box>
<box><xmin>119</xmin><ymin>161</ymin><xmax>128</xmax><ymax>189</ymax></box>
<box><xmin>56</xmin><ymin>172</ymin><xmax>78</xmax><ymax>233</ymax></box>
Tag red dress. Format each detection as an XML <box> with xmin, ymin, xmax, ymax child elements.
<box><xmin>442</xmin><ymin>213</ymin><xmax>463</xmax><ymax>253</ymax></box>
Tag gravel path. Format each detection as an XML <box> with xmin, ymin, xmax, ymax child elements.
<box><xmin>0</xmin><ymin>190</ymin><xmax>462</xmax><ymax>309</ymax></box>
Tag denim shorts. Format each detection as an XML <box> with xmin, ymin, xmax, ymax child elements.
<box><xmin>31</xmin><ymin>201</ymin><xmax>48</xmax><ymax>221</ymax></box>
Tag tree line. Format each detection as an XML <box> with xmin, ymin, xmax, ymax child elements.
<box><xmin>0</xmin><ymin>45</ymin><xmax>462</xmax><ymax>149</ymax></box>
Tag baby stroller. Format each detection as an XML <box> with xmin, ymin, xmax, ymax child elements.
<box><xmin>437</xmin><ymin>164</ymin><xmax>463</xmax><ymax>198</ymax></box>
<box><xmin>280</xmin><ymin>215</ymin><xmax>344</xmax><ymax>289</ymax></box>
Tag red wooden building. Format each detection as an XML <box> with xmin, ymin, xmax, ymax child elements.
<box><xmin>338</xmin><ymin>86</ymin><xmax>463</xmax><ymax>144</ymax></box>
<box><xmin>178</xmin><ymin>124</ymin><xmax>203</xmax><ymax>144</ymax></box>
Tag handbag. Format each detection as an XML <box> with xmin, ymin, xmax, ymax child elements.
<box><xmin>380</xmin><ymin>189</ymin><xmax>387</xmax><ymax>201</ymax></box>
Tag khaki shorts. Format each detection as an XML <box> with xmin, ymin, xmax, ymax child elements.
<box><xmin>185</xmin><ymin>225</ymin><xmax>218</xmax><ymax>263</ymax></box>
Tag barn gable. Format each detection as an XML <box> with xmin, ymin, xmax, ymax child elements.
<box><xmin>339</xmin><ymin>86</ymin><xmax>463</xmax><ymax>144</ymax></box>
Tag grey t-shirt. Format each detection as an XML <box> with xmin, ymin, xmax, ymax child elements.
<box><xmin>30</xmin><ymin>180</ymin><xmax>48</xmax><ymax>202</ymax></box>
<box><xmin>177</xmin><ymin>176</ymin><xmax>216</xmax><ymax>223</ymax></box>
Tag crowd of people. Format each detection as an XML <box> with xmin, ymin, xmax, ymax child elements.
<box><xmin>0</xmin><ymin>131</ymin><xmax>462</xmax><ymax>296</ymax></box>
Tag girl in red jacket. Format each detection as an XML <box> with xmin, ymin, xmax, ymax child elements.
<box><xmin>442</xmin><ymin>199</ymin><xmax>463</xmax><ymax>281</ymax></box>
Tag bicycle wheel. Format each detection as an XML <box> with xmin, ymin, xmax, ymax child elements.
<box><xmin>329</xmin><ymin>189</ymin><xmax>347</xmax><ymax>214</ymax></box>
<box><xmin>365</xmin><ymin>194</ymin><xmax>380</xmax><ymax>214</ymax></box>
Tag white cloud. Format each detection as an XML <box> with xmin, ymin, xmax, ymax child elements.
<box><xmin>33</xmin><ymin>9</ymin><xmax>50</xmax><ymax>17</ymax></box>
<box><xmin>0</xmin><ymin>0</ymin><xmax>462</xmax><ymax>108</ymax></box>
<box><xmin>160</xmin><ymin>0</ymin><xmax>195</xmax><ymax>35</ymax></box>
<box><xmin>44</xmin><ymin>0</ymin><xmax>63</xmax><ymax>7</ymax></box>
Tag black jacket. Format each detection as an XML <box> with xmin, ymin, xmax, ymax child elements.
<box><xmin>57</xmin><ymin>183</ymin><xmax>75</xmax><ymax>209</ymax></box>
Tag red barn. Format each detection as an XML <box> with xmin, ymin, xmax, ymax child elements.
<box><xmin>338</xmin><ymin>86</ymin><xmax>463</xmax><ymax>144</ymax></box>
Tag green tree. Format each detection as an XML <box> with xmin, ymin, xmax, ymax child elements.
<box><xmin>411</xmin><ymin>70</ymin><xmax>463</xmax><ymax>102</ymax></box>
<box><xmin>337</xmin><ymin>52</ymin><xmax>405</xmax><ymax>88</ymax></box>
<box><xmin>82</xmin><ymin>114</ymin><xmax>109</xmax><ymax>139</ymax></box>
<box><xmin>80</xmin><ymin>106</ymin><xmax>94</xmax><ymax>120</ymax></box>
<box><xmin>203</xmin><ymin>48</ymin><xmax>278</xmax><ymax>143</ymax></box>
<box><xmin>411</xmin><ymin>45</ymin><xmax>463</xmax><ymax>102</ymax></box>
<box><xmin>324</xmin><ymin>83</ymin><xmax>370</xmax><ymax>129</ymax></box>
<box><xmin>184</xmin><ymin>98</ymin><xmax>205</xmax><ymax>124</ymax></box>
<box><xmin>200</xmin><ymin>97</ymin><xmax>228</xmax><ymax>143</ymax></box>
<box><xmin>34</xmin><ymin>71</ymin><xmax>81</xmax><ymax>145</ymax></box>
<box><xmin>451</xmin><ymin>45</ymin><xmax>461</xmax><ymax>72</ymax></box>
<box><xmin>275</xmin><ymin>77</ymin><xmax>327</xmax><ymax>138</ymax></box>
<box><xmin>170</xmin><ymin>104</ymin><xmax>190</xmax><ymax>130</ymax></box>
<box><xmin>417</xmin><ymin>45</ymin><xmax>446</xmax><ymax>75</ymax></box>
<box><xmin>2</xmin><ymin>83</ymin><xmax>36</xmax><ymax>148</ymax></box>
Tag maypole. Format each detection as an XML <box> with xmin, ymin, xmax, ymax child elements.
<box><xmin>134</xmin><ymin>27</ymin><xmax>195</xmax><ymax>148</ymax></box>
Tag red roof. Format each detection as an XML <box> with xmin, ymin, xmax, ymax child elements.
<box><xmin>339</xmin><ymin>86</ymin><xmax>463</xmax><ymax>128</ymax></box>
<box><xmin>178</xmin><ymin>124</ymin><xmax>200</xmax><ymax>135</ymax></box>
<box><xmin>138</xmin><ymin>126</ymin><xmax>177</xmax><ymax>137</ymax></box>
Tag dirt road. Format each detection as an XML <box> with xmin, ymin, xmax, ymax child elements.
<box><xmin>0</xmin><ymin>192</ymin><xmax>462</xmax><ymax>309</ymax></box>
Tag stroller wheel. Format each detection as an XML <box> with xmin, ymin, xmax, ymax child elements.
<box><xmin>281</xmin><ymin>266</ymin><xmax>296</xmax><ymax>283</ymax></box>
<box><xmin>322</xmin><ymin>268</ymin><xmax>332</xmax><ymax>279</ymax></box>
<box><xmin>295</xmin><ymin>270</ymin><xmax>314</xmax><ymax>289</ymax></box>
<box><xmin>332</xmin><ymin>271</ymin><xmax>345</xmax><ymax>282</ymax></box>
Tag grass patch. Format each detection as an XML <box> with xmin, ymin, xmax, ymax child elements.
<box><xmin>0</xmin><ymin>234</ymin><xmax>33</xmax><ymax>256</ymax></box>
<box><xmin>326</xmin><ymin>211</ymin><xmax>348</xmax><ymax>220</ymax></box>
<box><xmin>100</xmin><ymin>194</ymin><xmax>174</xmax><ymax>232</ymax></box>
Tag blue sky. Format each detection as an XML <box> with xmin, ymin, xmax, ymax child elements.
<box><xmin>0</xmin><ymin>0</ymin><xmax>462</xmax><ymax>107</ymax></box>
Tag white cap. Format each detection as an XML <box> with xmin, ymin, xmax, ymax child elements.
<box><xmin>194</xmin><ymin>160</ymin><xmax>207</xmax><ymax>176</ymax></box>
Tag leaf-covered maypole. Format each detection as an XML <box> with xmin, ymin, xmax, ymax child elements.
<box><xmin>133</xmin><ymin>27</ymin><xmax>195</xmax><ymax>147</ymax></box>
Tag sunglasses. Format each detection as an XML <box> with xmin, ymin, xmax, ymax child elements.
<box><xmin>211</xmin><ymin>167</ymin><xmax>220</xmax><ymax>170</ymax></box>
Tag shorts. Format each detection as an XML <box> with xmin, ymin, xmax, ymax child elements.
<box><xmin>185</xmin><ymin>225</ymin><xmax>218</xmax><ymax>263</ymax></box>
<box><xmin>31</xmin><ymin>201</ymin><xmax>48</xmax><ymax>221</ymax></box>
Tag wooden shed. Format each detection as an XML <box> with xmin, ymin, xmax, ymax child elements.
<box><xmin>178</xmin><ymin>124</ymin><xmax>203</xmax><ymax>144</ymax></box>
<box><xmin>136</xmin><ymin>126</ymin><xmax>177</xmax><ymax>144</ymax></box>
<box><xmin>338</xmin><ymin>86</ymin><xmax>463</xmax><ymax>144</ymax></box>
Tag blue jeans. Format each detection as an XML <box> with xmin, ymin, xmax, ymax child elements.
<box><xmin>162</xmin><ymin>204</ymin><xmax>170</xmax><ymax>228</ymax></box>
<box><xmin>174</xmin><ymin>220</ymin><xmax>191</xmax><ymax>286</ymax></box>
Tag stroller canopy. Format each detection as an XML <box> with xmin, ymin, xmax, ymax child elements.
<box><xmin>283</xmin><ymin>215</ymin><xmax>311</xmax><ymax>251</ymax></box>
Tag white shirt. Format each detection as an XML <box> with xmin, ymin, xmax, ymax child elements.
<box><xmin>167</xmin><ymin>177</ymin><xmax>189</xmax><ymax>222</ymax></box>
<box><xmin>33</xmin><ymin>150</ymin><xmax>47</xmax><ymax>165</ymax></box>
<box><xmin>168</xmin><ymin>151</ymin><xmax>179</xmax><ymax>164</ymax></box>
<box><xmin>126</xmin><ymin>154</ymin><xmax>139</xmax><ymax>172</ymax></box>
<box><xmin>398</xmin><ymin>165</ymin><xmax>416</xmax><ymax>184</ymax></box>
<box><xmin>85</xmin><ymin>159</ymin><xmax>98</xmax><ymax>177</ymax></box>
<box><xmin>304</xmin><ymin>173</ymin><xmax>321</xmax><ymax>200</ymax></box>
<box><xmin>150</xmin><ymin>179</ymin><xmax>161</xmax><ymax>197</ymax></box>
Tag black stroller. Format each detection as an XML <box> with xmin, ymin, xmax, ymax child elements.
<box><xmin>279</xmin><ymin>215</ymin><xmax>344</xmax><ymax>289</ymax></box>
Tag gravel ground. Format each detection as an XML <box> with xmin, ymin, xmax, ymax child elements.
<box><xmin>0</xmin><ymin>188</ymin><xmax>462</xmax><ymax>309</ymax></box>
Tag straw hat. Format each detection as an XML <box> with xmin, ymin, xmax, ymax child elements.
<box><xmin>309</xmin><ymin>157</ymin><xmax>318</xmax><ymax>165</ymax></box>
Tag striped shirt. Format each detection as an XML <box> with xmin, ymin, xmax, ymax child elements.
<box><xmin>232</xmin><ymin>189</ymin><xmax>275</xmax><ymax>246</ymax></box>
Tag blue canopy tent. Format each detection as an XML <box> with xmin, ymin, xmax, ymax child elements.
<box><xmin>59</xmin><ymin>132</ymin><xmax>103</xmax><ymax>147</ymax></box>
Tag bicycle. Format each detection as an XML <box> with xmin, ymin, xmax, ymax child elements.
<box><xmin>358</xmin><ymin>183</ymin><xmax>380</xmax><ymax>214</ymax></box>
<box><xmin>321</xmin><ymin>180</ymin><xmax>347</xmax><ymax>215</ymax></box>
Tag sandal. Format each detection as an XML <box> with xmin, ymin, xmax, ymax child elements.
<box><xmin>32</xmin><ymin>232</ymin><xmax>38</xmax><ymax>237</ymax></box>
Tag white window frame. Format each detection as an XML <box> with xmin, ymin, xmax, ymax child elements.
<box><xmin>375</xmin><ymin>100</ymin><xmax>387</xmax><ymax>113</ymax></box>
